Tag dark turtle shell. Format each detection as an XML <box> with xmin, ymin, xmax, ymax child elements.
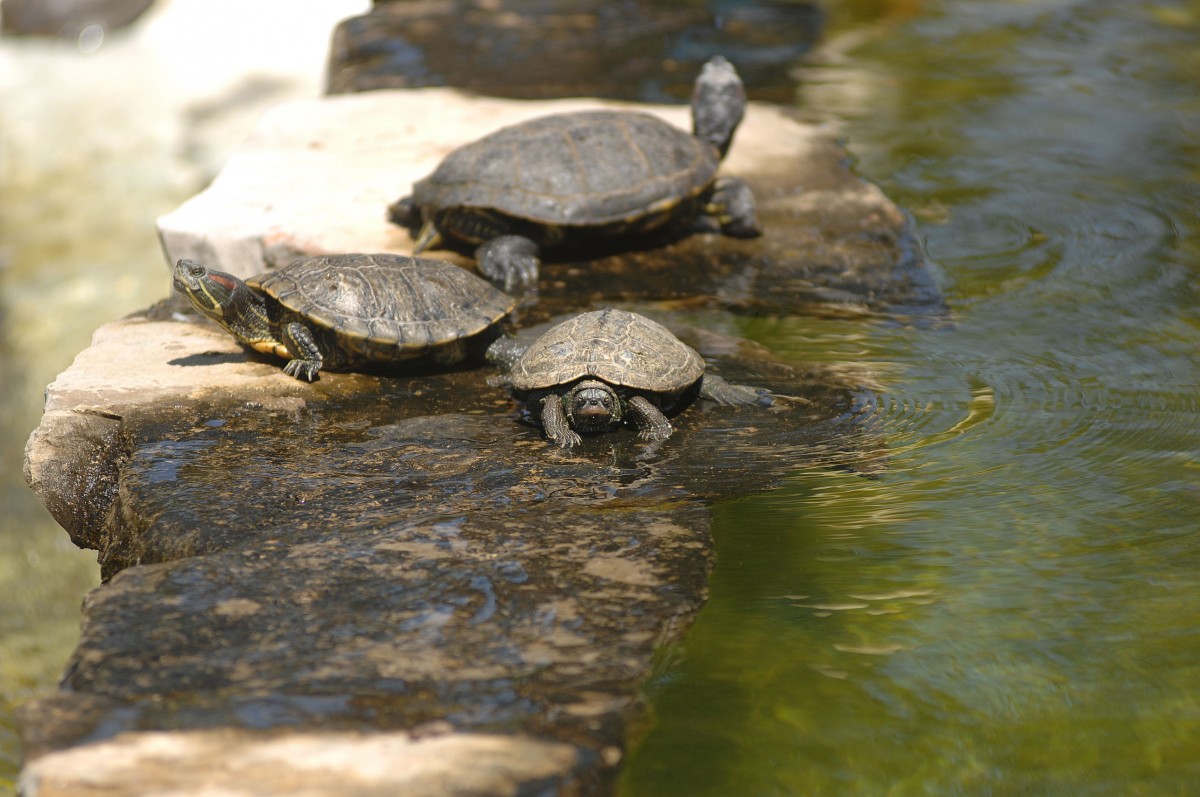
<box><xmin>412</xmin><ymin>110</ymin><xmax>720</xmax><ymax>227</ymax></box>
<box><xmin>249</xmin><ymin>253</ymin><xmax>513</xmax><ymax>360</ymax></box>
<box><xmin>507</xmin><ymin>308</ymin><xmax>705</xmax><ymax>394</ymax></box>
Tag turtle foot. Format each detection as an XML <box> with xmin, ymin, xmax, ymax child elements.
<box><xmin>283</xmin><ymin>359</ymin><xmax>321</xmax><ymax>382</ymax></box>
<box><xmin>709</xmin><ymin>176</ymin><xmax>761</xmax><ymax>238</ymax></box>
<box><xmin>628</xmin><ymin>395</ymin><xmax>674</xmax><ymax>441</ymax></box>
<box><xmin>550</xmin><ymin>429</ymin><xmax>583</xmax><ymax>449</ymax></box>
<box><xmin>636</xmin><ymin>425</ymin><xmax>674</xmax><ymax>442</ymax></box>
<box><xmin>476</xmin><ymin>235</ymin><xmax>540</xmax><ymax>294</ymax></box>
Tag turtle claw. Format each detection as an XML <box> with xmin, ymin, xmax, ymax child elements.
<box><xmin>627</xmin><ymin>394</ymin><xmax>674</xmax><ymax>441</ymax></box>
<box><xmin>284</xmin><ymin>359</ymin><xmax>321</xmax><ymax>381</ymax></box>
<box><xmin>708</xmin><ymin>177</ymin><xmax>761</xmax><ymax>238</ymax></box>
<box><xmin>551</xmin><ymin>429</ymin><xmax>583</xmax><ymax>449</ymax></box>
<box><xmin>636</xmin><ymin>425</ymin><xmax>673</xmax><ymax>442</ymax></box>
<box><xmin>539</xmin><ymin>393</ymin><xmax>581</xmax><ymax>448</ymax></box>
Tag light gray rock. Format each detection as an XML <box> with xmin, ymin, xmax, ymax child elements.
<box><xmin>156</xmin><ymin>89</ymin><xmax>939</xmax><ymax>314</ymax></box>
<box><xmin>20</xmin><ymin>729</ymin><xmax>588</xmax><ymax>797</ymax></box>
<box><xmin>23</xmin><ymin>313</ymin><xmax>305</xmax><ymax>550</ymax></box>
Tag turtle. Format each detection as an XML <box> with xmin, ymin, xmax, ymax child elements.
<box><xmin>171</xmin><ymin>253</ymin><xmax>514</xmax><ymax>381</ymax></box>
<box><xmin>493</xmin><ymin>308</ymin><xmax>770</xmax><ymax>448</ymax></box>
<box><xmin>389</xmin><ymin>56</ymin><xmax>761</xmax><ymax>293</ymax></box>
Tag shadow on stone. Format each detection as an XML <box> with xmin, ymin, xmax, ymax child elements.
<box><xmin>168</xmin><ymin>351</ymin><xmax>254</xmax><ymax>368</ymax></box>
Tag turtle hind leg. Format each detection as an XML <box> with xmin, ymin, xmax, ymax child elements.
<box><xmin>484</xmin><ymin>335</ymin><xmax>531</xmax><ymax>372</ymax></box>
<box><xmin>429</xmin><ymin>339</ymin><xmax>469</xmax><ymax>367</ymax></box>
<box><xmin>540</xmin><ymin>395</ymin><xmax>582</xmax><ymax>448</ymax></box>
<box><xmin>627</xmin><ymin>396</ymin><xmax>674</xmax><ymax>441</ymax></box>
<box><xmin>476</xmin><ymin>235</ymin><xmax>540</xmax><ymax>294</ymax></box>
<box><xmin>280</xmin><ymin>321</ymin><xmax>324</xmax><ymax>381</ymax></box>
<box><xmin>706</xmin><ymin>176</ymin><xmax>761</xmax><ymax>238</ymax></box>
<box><xmin>699</xmin><ymin>374</ymin><xmax>772</xmax><ymax>406</ymax></box>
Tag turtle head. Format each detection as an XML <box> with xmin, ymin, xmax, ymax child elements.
<box><xmin>172</xmin><ymin>259</ymin><xmax>246</xmax><ymax>323</ymax></box>
<box><xmin>691</xmin><ymin>55</ymin><xmax>746</xmax><ymax>160</ymax></box>
<box><xmin>171</xmin><ymin>259</ymin><xmax>274</xmax><ymax>349</ymax></box>
<box><xmin>563</xmin><ymin>380</ymin><xmax>623</xmax><ymax>433</ymax></box>
<box><xmin>387</xmin><ymin>194</ymin><xmax>420</xmax><ymax>230</ymax></box>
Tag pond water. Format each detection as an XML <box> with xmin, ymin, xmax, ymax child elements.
<box><xmin>618</xmin><ymin>0</ymin><xmax>1200</xmax><ymax>793</ymax></box>
<box><xmin>2</xmin><ymin>0</ymin><xmax>1199</xmax><ymax>793</ymax></box>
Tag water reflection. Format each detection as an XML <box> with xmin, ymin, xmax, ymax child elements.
<box><xmin>620</xmin><ymin>0</ymin><xmax>1200</xmax><ymax>793</ymax></box>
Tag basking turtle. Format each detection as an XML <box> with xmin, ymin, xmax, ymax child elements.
<box><xmin>172</xmin><ymin>253</ymin><xmax>513</xmax><ymax>381</ymax></box>
<box><xmin>389</xmin><ymin>56</ymin><xmax>761</xmax><ymax>292</ymax></box>
<box><xmin>495</xmin><ymin>308</ymin><xmax>769</xmax><ymax>448</ymax></box>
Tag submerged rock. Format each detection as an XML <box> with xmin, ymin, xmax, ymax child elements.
<box><xmin>325</xmin><ymin>0</ymin><xmax>824</xmax><ymax>103</ymax></box>
<box><xmin>0</xmin><ymin>0</ymin><xmax>154</xmax><ymax>38</ymax></box>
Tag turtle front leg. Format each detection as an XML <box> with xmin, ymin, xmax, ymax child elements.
<box><xmin>707</xmin><ymin>176</ymin><xmax>761</xmax><ymax>238</ymax></box>
<box><xmin>280</xmin><ymin>321</ymin><xmax>324</xmax><ymax>381</ymax></box>
<box><xmin>627</xmin><ymin>396</ymin><xmax>674</xmax><ymax>442</ymax></box>
<box><xmin>540</xmin><ymin>394</ymin><xmax>582</xmax><ymax>448</ymax></box>
<box><xmin>698</xmin><ymin>374</ymin><xmax>772</xmax><ymax>406</ymax></box>
<box><xmin>476</xmin><ymin>235</ymin><xmax>540</xmax><ymax>294</ymax></box>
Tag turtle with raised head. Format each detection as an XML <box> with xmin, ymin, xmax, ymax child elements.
<box><xmin>172</xmin><ymin>253</ymin><xmax>514</xmax><ymax>381</ymax></box>
<box><xmin>494</xmin><ymin>308</ymin><xmax>769</xmax><ymax>448</ymax></box>
<box><xmin>389</xmin><ymin>56</ymin><xmax>761</xmax><ymax>292</ymax></box>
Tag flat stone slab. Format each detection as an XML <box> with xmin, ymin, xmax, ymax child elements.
<box><xmin>21</xmin><ymin>729</ymin><xmax>589</xmax><ymax>797</ymax></box>
<box><xmin>157</xmin><ymin>89</ymin><xmax>940</xmax><ymax>316</ymax></box>
<box><xmin>22</xmin><ymin>299</ymin><xmax>882</xmax><ymax>795</ymax></box>
<box><xmin>28</xmin><ymin>86</ymin><xmax>912</xmax><ymax>795</ymax></box>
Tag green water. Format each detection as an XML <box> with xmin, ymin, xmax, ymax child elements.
<box><xmin>621</xmin><ymin>0</ymin><xmax>1200</xmax><ymax>793</ymax></box>
<box><xmin>3</xmin><ymin>0</ymin><xmax>1199</xmax><ymax>793</ymax></box>
<box><xmin>0</xmin><ymin>39</ymin><xmax>190</xmax><ymax>795</ymax></box>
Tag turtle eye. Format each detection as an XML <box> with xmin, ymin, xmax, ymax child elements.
<box><xmin>188</xmin><ymin>262</ymin><xmax>206</xmax><ymax>277</ymax></box>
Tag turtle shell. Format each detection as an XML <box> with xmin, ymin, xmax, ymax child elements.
<box><xmin>508</xmin><ymin>308</ymin><xmax>705</xmax><ymax>394</ymax></box>
<box><xmin>250</xmin><ymin>253</ymin><xmax>513</xmax><ymax>357</ymax></box>
<box><xmin>412</xmin><ymin>110</ymin><xmax>720</xmax><ymax>227</ymax></box>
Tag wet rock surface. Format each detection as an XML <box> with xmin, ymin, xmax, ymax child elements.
<box><xmin>25</xmin><ymin>51</ymin><xmax>931</xmax><ymax>795</ymax></box>
<box><xmin>22</xmin><ymin>298</ymin><xmax>882</xmax><ymax>794</ymax></box>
